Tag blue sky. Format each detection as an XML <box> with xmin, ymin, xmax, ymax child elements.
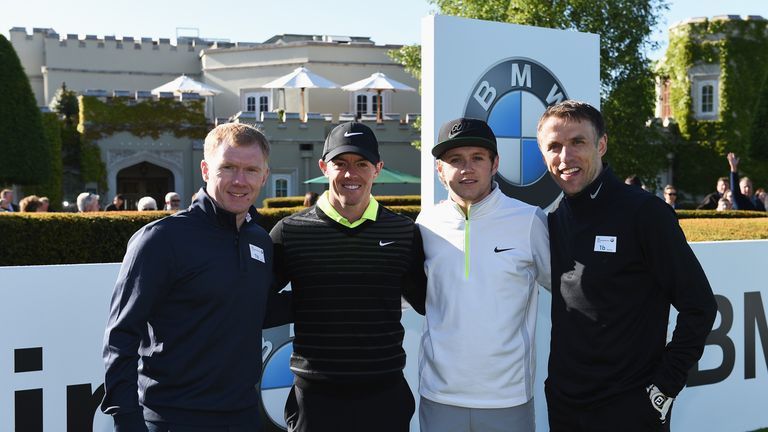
<box><xmin>2</xmin><ymin>0</ymin><xmax>766</xmax><ymax>59</ymax></box>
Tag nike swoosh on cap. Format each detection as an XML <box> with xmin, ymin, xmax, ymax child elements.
<box><xmin>379</xmin><ymin>241</ymin><xmax>395</xmax><ymax>246</ymax></box>
<box><xmin>494</xmin><ymin>246</ymin><xmax>514</xmax><ymax>253</ymax></box>
<box><xmin>344</xmin><ymin>131</ymin><xmax>364</xmax><ymax>137</ymax></box>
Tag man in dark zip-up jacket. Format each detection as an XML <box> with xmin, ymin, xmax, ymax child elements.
<box><xmin>102</xmin><ymin>123</ymin><xmax>291</xmax><ymax>432</ymax></box>
<box><xmin>537</xmin><ymin>101</ymin><xmax>717</xmax><ymax>431</ymax></box>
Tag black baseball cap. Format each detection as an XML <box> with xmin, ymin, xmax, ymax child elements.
<box><xmin>432</xmin><ymin>117</ymin><xmax>497</xmax><ymax>158</ymax></box>
<box><xmin>322</xmin><ymin>122</ymin><xmax>380</xmax><ymax>164</ymax></box>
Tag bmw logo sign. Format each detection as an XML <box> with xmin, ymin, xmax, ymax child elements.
<box><xmin>464</xmin><ymin>58</ymin><xmax>568</xmax><ymax>208</ymax></box>
<box><xmin>260</xmin><ymin>326</ymin><xmax>295</xmax><ymax>431</ymax></box>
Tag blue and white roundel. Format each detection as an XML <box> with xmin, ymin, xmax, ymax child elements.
<box><xmin>261</xmin><ymin>341</ymin><xmax>294</xmax><ymax>429</ymax></box>
<box><xmin>464</xmin><ymin>58</ymin><xmax>568</xmax><ymax>208</ymax></box>
<box><xmin>487</xmin><ymin>91</ymin><xmax>547</xmax><ymax>186</ymax></box>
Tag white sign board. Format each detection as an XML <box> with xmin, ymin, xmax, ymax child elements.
<box><xmin>0</xmin><ymin>264</ymin><xmax>117</xmax><ymax>432</ymax></box>
<box><xmin>420</xmin><ymin>14</ymin><xmax>600</xmax><ymax>208</ymax></box>
<box><xmin>2</xmin><ymin>241</ymin><xmax>767</xmax><ymax>431</ymax></box>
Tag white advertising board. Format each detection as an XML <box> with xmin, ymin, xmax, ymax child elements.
<box><xmin>2</xmin><ymin>241</ymin><xmax>767</xmax><ymax>431</ymax></box>
<box><xmin>420</xmin><ymin>14</ymin><xmax>600</xmax><ymax>208</ymax></box>
<box><xmin>0</xmin><ymin>263</ymin><xmax>118</xmax><ymax>432</ymax></box>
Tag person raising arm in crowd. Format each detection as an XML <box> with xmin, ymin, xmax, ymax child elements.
<box><xmin>727</xmin><ymin>152</ymin><xmax>766</xmax><ymax>211</ymax></box>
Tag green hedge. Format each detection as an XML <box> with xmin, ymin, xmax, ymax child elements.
<box><xmin>0</xmin><ymin>212</ymin><xmax>164</xmax><ymax>266</ymax></box>
<box><xmin>262</xmin><ymin>197</ymin><xmax>308</xmax><ymax>208</ymax></box>
<box><xmin>263</xmin><ymin>195</ymin><xmax>421</xmax><ymax>208</ymax></box>
<box><xmin>2</xmin><ymin>207</ymin><xmax>765</xmax><ymax>266</ymax></box>
<box><xmin>0</xmin><ymin>205</ymin><xmax>418</xmax><ymax>266</ymax></box>
<box><xmin>676</xmin><ymin>210</ymin><xmax>767</xmax><ymax>219</ymax></box>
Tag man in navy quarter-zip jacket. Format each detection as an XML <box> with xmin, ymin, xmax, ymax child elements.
<box><xmin>101</xmin><ymin>123</ymin><xmax>292</xmax><ymax>432</ymax></box>
<box><xmin>537</xmin><ymin>100</ymin><xmax>717</xmax><ymax>432</ymax></box>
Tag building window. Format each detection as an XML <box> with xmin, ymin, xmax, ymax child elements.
<box><xmin>275</xmin><ymin>179</ymin><xmax>288</xmax><ymax>197</ymax></box>
<box><xmin>660</xmin><ymin>78</ymin><xmax>671</xmax><ymax>119</ymax></box>
<box><xmin>356</xmin><ymin>95</ymin><xmax>368</xmax><ymax>117</ymax></box>
<box><xmin>693</xmin><ymin>78</ymin><xmax>718</xmax><ymax>119</ymax></box>
<box><xmin>243</xmin><ymin>91</ymin><xmax>271</xmax><ymax>117</ymax></box>
<box><xmin>701</xmin><ymin>84</ymin><xmax>714</xmax><ymax>113</ymax></box>
<box><xmin>272</xmin><ymin>174</ymin><xmax>291</xmax><ymax>197</ymax></box>
<box><xmin>352</xmin><ymin>91</ymin><xmax>386</xmax><ymax>117</ymax></box>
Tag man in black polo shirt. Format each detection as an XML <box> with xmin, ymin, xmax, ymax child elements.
<box><xmin>270</xmin><ymin>121</ymin><xmax>426</xmax><ymax>432</ymax></box>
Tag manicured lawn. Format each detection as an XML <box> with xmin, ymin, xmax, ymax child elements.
<box><xmin>680</xmin><ymin>218</ymin><xmax>768</xmax><ymax>242</ymax></box>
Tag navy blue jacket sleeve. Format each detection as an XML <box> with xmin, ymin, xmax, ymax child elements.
<box><xmin>638</xmin><ymin>199</ymin><xmax>718</xmax><ymax>396</ymax></box>
<box><xmin>101</xmin><ymin>224</ymin><xmax>174</xmax><ymax>428</ymax></box>
<box><xmin>401</xmin><ymin>225</ymin><xmax>427</xmax><ymax>315</ymax></box>
<box><xmin>265</xmin><ymin>219</ymin><xmax>294</xmax><ymax>328</ymax></box>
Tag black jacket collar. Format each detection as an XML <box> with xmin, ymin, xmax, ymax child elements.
<box><xmin>562</xmin><ymin>164</ymin><xmax>619</xmax><ymax>212</ymax></box>
<box><xmin>191</xmin><ymin>187</ymin><xmax>260</xmax><ymax>231</ymax></box>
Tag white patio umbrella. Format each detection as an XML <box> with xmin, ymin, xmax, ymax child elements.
<box><xmin>261</xmin><ymin>66</ymin><xmax>339</xmax><ymax>120</ymax></box>
<box><xmin>151</xmin><ymin>74</ymin><xmax>222</xmax><ymax>97</ymax></box>
<box><xmin>341</xmin><ymin>72</ymin><xmax>416</xmax><ymax>123</ymax></box>
<box><xmin>151</xmin><ymin>75</ymin><xmax>222</xmax><ymax>119</ymax></box>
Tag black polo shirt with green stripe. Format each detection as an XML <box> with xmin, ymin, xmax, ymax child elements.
<box><xmin>270</xmin><ymin>192</ymin><xmax>426</xmax><ymax>390</ymax></box>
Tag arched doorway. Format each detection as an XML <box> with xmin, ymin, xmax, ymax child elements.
<box><xmin>117</xmin><ymin>162</ymin><xmax>174</xmax><ymax>210</ymax></box>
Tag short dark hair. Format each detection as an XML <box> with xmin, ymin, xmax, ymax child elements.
<box><xmin>537</xmin><ymin>100</ymin><xmax>606</xmax><ymax>140</ymax></box>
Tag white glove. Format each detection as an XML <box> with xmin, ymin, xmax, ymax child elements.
<box><xmin>646</xmin><ymin>384</ymin><xmax>674</xmax><ymax>423</ymax></box>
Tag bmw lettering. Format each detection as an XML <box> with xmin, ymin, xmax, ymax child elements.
<box><xmin>464</xmin><ymin>58</ymin><xmax>568</xmax><ymax>208</ymax></box>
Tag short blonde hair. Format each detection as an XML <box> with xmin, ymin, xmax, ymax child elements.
<box><xmin>203</xmin><ymin>123</ymin><xmax>270</xmax><ymax>161</ymax></box>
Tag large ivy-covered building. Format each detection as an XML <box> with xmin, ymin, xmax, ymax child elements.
<box><xmin>655</xmin><ymin>14</ymin><xmax>768</xmax><ymax>196</ymax></box>
<box><xmin>8</xmin><ymin>28</ymin><xmax>421</xmax><ymax>208</ymax></box>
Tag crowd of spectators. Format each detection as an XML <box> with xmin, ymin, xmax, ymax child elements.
<box><xmin>629</xmin><ymin>153</ymin><xmax>768</xmax><ymax>212</ymax></box>
<box><xmin>0</xmin><ymin>189</ymin><xmax>189</xmax><ymax>213</ymax></box>
<box><xmin>2</xmin><ymin>152</ymin><xmax>767</xmax><ymax>214</ymax></box>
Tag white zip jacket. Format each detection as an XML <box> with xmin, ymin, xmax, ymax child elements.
<box><xmin>416</xmin><ymin>185</ymin><xmax>550</xmax><ymax>408</ymax></box>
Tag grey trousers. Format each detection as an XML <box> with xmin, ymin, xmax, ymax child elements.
<box><xmin>419</xmin><ymin>396</ymin><xmax>535</xmax><ymax>432</ymax></box>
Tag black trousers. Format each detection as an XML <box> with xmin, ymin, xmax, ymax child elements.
<box><xmin>284</xmin><ymin>376</ymin><xmax>415</xmax><ymax>432</ymax></box>
<box><xmin>145</xmin><ymin>421</ymin><xmax>260</xmax><ymax>432</ymax></box>
<box><xmin>546</xmin><ymin>386</ymin><xmax>671</xmax><ymax>432</ymax></box>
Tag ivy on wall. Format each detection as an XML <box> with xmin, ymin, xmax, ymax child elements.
<box><xmin>78</xmin><ymin>96</ymin><xmax>208</xmax><ymax>141</ymax></box>
<box><xmin>657</xmin><ymin>18</ymin><xmax>768</xmax><ymax>194</ymax></box>
<box><xmin>75</xmin><ymin>96</ymin><xmax>209</xmax><ymax>194</ymax></box>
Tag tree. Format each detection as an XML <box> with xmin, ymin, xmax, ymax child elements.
<box><xmin>49</xmin><ymin>82</ymin><xmax>79</xmax><ymax>126</ymax></box>
<box><xmin>391</xmin><ymin>0</ymin><xmax>670</xmax><ymax>186</ymax></box>
<box><xmin>23</xmin><ymin>112</ymin><xmax>64</xmax><ymax>210</ymax></box>
<box><xmin>0</xmin><ymin>34</ymin><xmax>51</xmax><ymax>185</ymax></box>
<box><xmin>389</xmin><ymin>45</ymin><xmax>423</xmax><ymax>149</ymax></box>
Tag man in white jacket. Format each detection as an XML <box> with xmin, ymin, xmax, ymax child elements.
<box><xmin>417</xmin><ymin>117</ymin><xmax>551</xmax><ymax>432</ymax></box>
